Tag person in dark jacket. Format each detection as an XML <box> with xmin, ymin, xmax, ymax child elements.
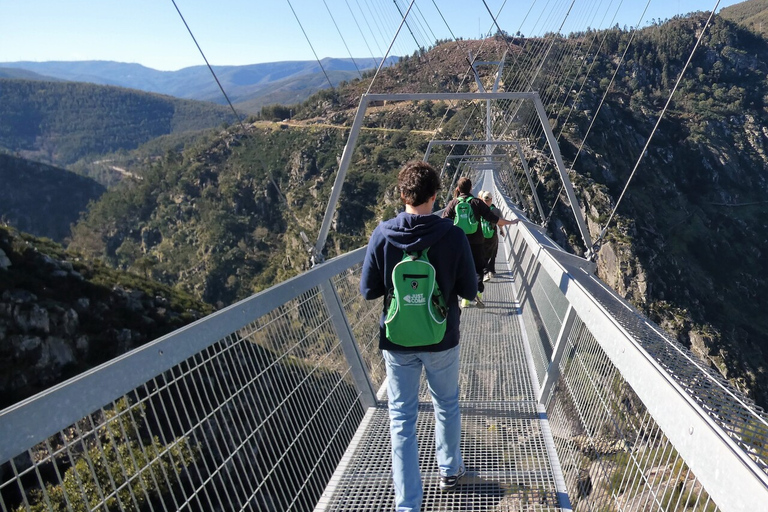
<box><xmin>442</xmin><ymin>177</ymin><xmax>518</xmax><ymax>308</ymax></box>
<box><xmin>479</xmin><ymin>190</ymin><xmax>503</xmax><ymax>281</ymax></box>
<box><xmin>360</xmin><ymin>161</ymin><xmax>477</xmax><ymax>512</ymax></box>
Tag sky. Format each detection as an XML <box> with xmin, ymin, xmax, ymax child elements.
<box><xmin>0</xmin><ymin>0</ymin><xmax>744</xmax><ymax>71</ymax></box>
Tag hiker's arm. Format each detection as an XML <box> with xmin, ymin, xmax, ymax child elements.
<box><xmin>441</xmin><ymin>199</ymin><xmax>456</xmax><ymax>219</ymax></box>
<box><xmin>496</xmin><ymin>218</ymin><xmax>519</xmax><ymax>227</ymax></box>
<box><xmin>456</xmin><ymin>237</ymin><xmax>478</xmax><ymax>300</ymax></box>
<box><xmin>360</xmin><ymin>232</ymin><xmax>386</xmax><ymax>300</ymax></box>
<box><xmin>478</xmin><ymin>200</ymin><xmax>517</xmax><ymax>227</ymax></box>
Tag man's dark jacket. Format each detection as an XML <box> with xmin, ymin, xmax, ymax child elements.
<box><xmin>360</xmin><ymin>212</ymin><xmax>477</xmax><ymax>352</ymax></box>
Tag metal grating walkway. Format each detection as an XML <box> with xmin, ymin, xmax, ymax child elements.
<box><xmin>317</xmin><ymin>249</ymin><xmax>568</xmax><ymax>511</ymax></box>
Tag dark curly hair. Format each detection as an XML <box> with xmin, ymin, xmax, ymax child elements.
<box><xmin>398</xmin><ymin>161</ymin><xmax>440</xmax><ymax>206</ymax></box>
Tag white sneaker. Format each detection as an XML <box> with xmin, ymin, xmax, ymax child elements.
<box><xmin>483</xmin><ymin>273</ymin><xmax>492</xmax><ymax>282</ymax></box>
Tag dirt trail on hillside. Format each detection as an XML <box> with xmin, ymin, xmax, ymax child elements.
<box><xmin>252</xmin><ymin>120</ymin><xmax>435</xmax><ymax>136</ymax></box>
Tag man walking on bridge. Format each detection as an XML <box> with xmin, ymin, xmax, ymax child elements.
<box><xmin>360</xmin><ymin>160</ymin><xmax>477</xmax><ymax>512</ymax></box>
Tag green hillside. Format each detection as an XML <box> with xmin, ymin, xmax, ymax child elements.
<box><xmin>0</xmin><ymin>153</ymin><xmax>105</xmax><ymax>242</ymax></box>
<box><xmin>720</xmin><ymin>0</ymin><xmax>768</xmax><ymax>36</ymax></box>
<box><xmin>0</xmin><ymin>79</ymin><xmax>237</xmax><ymax>168</ymax></box>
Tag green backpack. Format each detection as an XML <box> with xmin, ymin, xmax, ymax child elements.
<box><xmin>385</xmin><ymin>248</ymin><xmax>447</xmax><ymax>347</ymax></box>
<box><xmin>481</xmin><ymin>204</ymin><xmax>497</xmax><ymax>239</ymax></box>
<box><xmin>453</xmin><ymin>196</ymin><xmax>478</xmax><ymax>234</ymax></box>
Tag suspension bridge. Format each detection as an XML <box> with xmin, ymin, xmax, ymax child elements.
<box><xmin>2</xmin><ymin>1</ymin><xmax>768</xmax><ymax>511</ymax></box>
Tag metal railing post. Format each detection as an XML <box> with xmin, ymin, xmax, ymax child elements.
<box><xmin>319</xmin><ymin>280</ymin><xmax>377</xmax><ymax>409</ymax></box>
<box><xmin>538</xmin><ymin>305</ymin><xmax>577</xmax><ymax>404</ymax></box>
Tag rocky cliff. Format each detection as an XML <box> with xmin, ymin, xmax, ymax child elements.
<box><xmin>0</xmin><ymin>225</ymin><xmax>212</xmax><ymax>408</ymax></box>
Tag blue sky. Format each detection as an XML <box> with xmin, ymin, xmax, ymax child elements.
<box><xmin>0</xmin><ymin>0</ymin><xmax>741</xmax><ymax>71</ymax></box>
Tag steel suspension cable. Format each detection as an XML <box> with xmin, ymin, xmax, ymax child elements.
<box><xmin>537</xmin><ymin>0</ymin><xmax>597</xmax><ymax>117</ymax></box>
<box><xmin>543</xmin><ymin>0</ymin><xmax>625</xmax><ymax>225</ymax></box>
<box><xmin>424</xmin><ymin>1</ymin><xmax>488</xmax><ymax>140</ymax></box>
<box><xmin>391</xmin><ymin>0</ymin><xmax>424</xmax><ymax>51</ymax></box>
<box><xmin>354</xmin><ymin>0</ymin><xmax>387</xmax><ymax>58</ymax></box>
<box><xmin>493</xmin><ymin>4</ymin><xmax>563</xmax><ymax>135</ymax></box>
<box><xmin>549</xmin><ymin>0</ymin><xmax>612</xmax><ymax>129</ymax></box>
<box><xmin>564</xmin><ymin>0</ymin><xmax>651</xmax><ymax>183</ymax></box>
<box><xmin>497</xmin><ymin>0</ymin><xmax>557</xmax><ymax>94</ymax></box>
<box><xmin>322</xmin><ymin>0</ymin><xmax>363</xmax><ymax>78</ymax></box>
<box><xmin>394</xmin><ymin>0</ymin><xmax>432</xmax><ymax>49</ymax></box>
<box><xmin>169</xmin><ymin>0</ymin><xmax>244</xmax><ymax>130</ymax></box>
<box><xmin>371</xmin><ymin>0</ymin><xmax>412</xmax><ymax>57</ymax></box>
<box><xmin>171</xmin><ymin>0</ymin><xmax>330</xmax><ymax>248</ymax></box>
<box><xmin>485</xmin><ymin>0</ymin><xmax>601</xmax><ymax>221</ymax></box>
<box><xmin>509</xmin><ymin>2</ymin><xmax>594</xmax><ymax>143</ymax></box>
<box><xmin>554</xmin><ymin>0</ymin><xmax>623</xmax><ymax>139</ymax></box>
<box><xmin>412</xmin><ymin>1</ymin><xmax>439</xmax><ymax>45</ymax></box>
<box><xmin>390</xmin><ymin>0</ymin><xmax>444</xmax><ymax>83</ymax></box>
<box><xmin>365</xmin><ymin>0</ymin><xmax>416</xmax><ymax>95</ymax></box>
<box><xmin>597</xmin><ymin>3</ymin><xmax>720</xmax><ymax>246</ymax></box>
<box><xmin>344</xmin><ymin>0</ymin><xmax>381</xmax><ymax>67</ymax></box>
<box><xmin>285</xmin><ymin>0</ymin><xmax>335</xmax><ymax>89</ymax></box>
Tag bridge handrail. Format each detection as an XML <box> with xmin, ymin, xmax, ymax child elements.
<box><xmin>0</xmin><ymin>247</ymin><xmax>367</xmax><ymax>464</ymax></box>
<box><xmin>489</xmin><ymin>176</ymin><xmax>768</xmax><ymax>511</ymax></box>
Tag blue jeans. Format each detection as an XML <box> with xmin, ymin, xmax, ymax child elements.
<box><xmin>383</xmin><ymin>346</ymin><xmax>464</xmax><ymax>512</ymax></box>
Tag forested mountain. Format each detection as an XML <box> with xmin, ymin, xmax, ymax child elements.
<box><xmin>0</xmin><ymin>153</ymin><xmax>105</xmax><ymax>242</ymax></box>
<box><xmin>64</xmin><ymin>14</ymin><xmax>768</xmax><ymax>408</ymax></box>
<box><xmin>0</xmin><ymin>79</ymin><xmax>236</xmax><ymax>169</ymax></box>
<box><xmin>0</xmin><ymin>58</ymin><xmax>398</xmax><ymax>112</ymax></box>
<box><xmin>721</xmin><ymin>0</ymin><xmax>768</xmax><ymax>36</ymax></box>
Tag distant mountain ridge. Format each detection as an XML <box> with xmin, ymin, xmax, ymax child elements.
<box><xmin>0</xmin><ymin>57</ymin><xmax>398</xmax><ymax>112</ymax></box>
<box><xmin>0</xmin><ymin>79</ymin><xmax>236</xmax><ymax>169</ymax></box>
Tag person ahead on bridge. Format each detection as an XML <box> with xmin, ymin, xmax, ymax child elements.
<box><xmin>442</xmin><ymin>178</ymin><xmax>518</xmax><ymax>308</ymax></box>
<box><xmin>479</xmin><ymin>190</ymin><xmax>504</xmax><ymax>282</ymax></box>
<box><xmin>360</xmin><ymin>160</ymin><xmax>477</xmax><ymax>512</ymax></box>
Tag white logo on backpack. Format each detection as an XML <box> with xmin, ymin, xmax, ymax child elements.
<box><xmin>403</xmin><ymin>293</ymin><xmax>426</xmax><ymax>305</ymax></box>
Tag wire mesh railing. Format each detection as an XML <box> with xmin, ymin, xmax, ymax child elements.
<box><xmin>0</xmin><ymin>248</ymin><xmax>382</xmax><ymax>512</ymax></box>
<box><xmin>492</xmin><ymin>179</ymin><xmax>768</xmax><ymax>512</ymax></box>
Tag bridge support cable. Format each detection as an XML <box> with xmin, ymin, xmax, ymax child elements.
<box><xmin>364</xmin><ymin>0</ymin><xmax>415</xmax><ymax>95</ymax></box>
<box><xmin>353</xmin><ymin>0</ymin><xmax>387</xmax><ymax>58</ymax></box>
<box><xmin>552</xmin><ymin>1</ymin><xmax>625</xmax><ymax>140</ymax></box>
<box><xmin>322</xmin><ymin>0</ymin><xmax>363</xmax><ymax>78</ymax></box>
<box><xmin>343</xmin><ymin>0</ymin><xmax>382</xmax><ymax>67</ymax></box>
<box><xmin>530</xmin><ymin>0</ymin><xmax>652</xmax><ymax>240</ymax></box>
<box><xmin>490</xmin><ymin>1</ymin><xmax>621</xmax><ymax>145</ymax></box>
<box><xmin>595</xmin><ymin>2</ymin><xmax>720</xmax><ymax>251</ymax></box>
<box><xmin>169</xmin><ymin>0</ymin><xmax>244</xmax><ymax>129</ymax></box>
<box><xmin>285</xmin><ymin>0</ymin><xmax>335</xmax><ymax>90</ymax></box>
